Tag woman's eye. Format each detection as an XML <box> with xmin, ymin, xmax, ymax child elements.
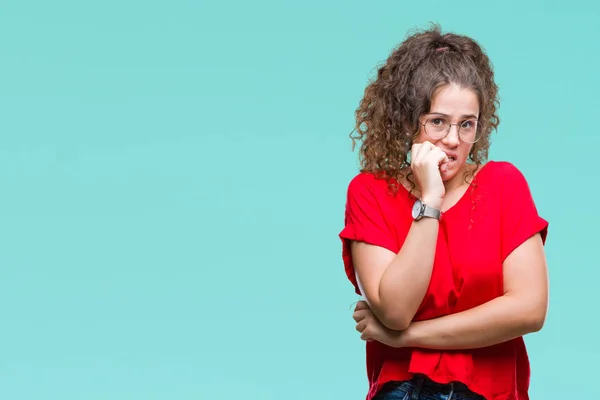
<box><xmin>461</xmin><ymin>120</ymin><xmax>474</xmax><ymax>129</ymax></box>
<box><xmin>431</xmin><ymin>118</ymin><xmax>444</xmax><ymax>126</ymax></box>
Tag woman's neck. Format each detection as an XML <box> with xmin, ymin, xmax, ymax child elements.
<box><xmin>443</xmin><ymin>163</ymin><xmax>473</xmax><ymax>193</ymax></box>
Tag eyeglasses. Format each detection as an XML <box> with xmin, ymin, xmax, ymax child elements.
<box><xmin>421</xmin><ymin>115</ymin><xmax>481</xmax><ymax>144</ymax></box>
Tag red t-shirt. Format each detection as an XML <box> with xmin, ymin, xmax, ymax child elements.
<box><xmin>339</xmin><ymin>161</ymin><xmax>548</xmax><ymax>400</ymax></box>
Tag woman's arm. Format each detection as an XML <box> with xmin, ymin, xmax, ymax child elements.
<box><xmin>354</xmin><ymin>233</ymin><xmax>549</xmax><ymax>349</ymax></box>
<box><xmin>352</xmin><ymin>216</ymin><xmax>439</xmax><ymax>331</ymax></box>
<box><xmin>351</xmin><ymin>143</ymin><xmax>449</xmax><ymax>331</ymax></box>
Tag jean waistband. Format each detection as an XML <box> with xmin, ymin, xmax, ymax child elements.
<box><xmin>418</xmin><ymin>374</ymin><xmax>469</xmax><ymax>391</ymax></box>
<box><xmin>380</xmin><ymin>374</ymin><xmax>481</xmax><ymax>399</ymax></box>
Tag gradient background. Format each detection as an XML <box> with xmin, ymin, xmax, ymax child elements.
<box><xmin>0</xmin><ymin>0</ymin><xmax>598</xmax><ymax>399</ymax></box>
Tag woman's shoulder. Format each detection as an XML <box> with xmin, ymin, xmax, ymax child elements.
<box><xmin>345</xmin><ymin>171</ymin><xmax>410</xmax><ymax>208</ymax></box>
<box><xmin>347</xmin><ymin>170</ymin><xmax>401</xmax><ymax>193</ymax></box>
<box><xmin>477</xmin><ymin>160</ymin><xmax>539</xmax><ymax>203</ymax></box>
<box><xmin>479</xmin><ymin>160</ymin><xmax>530</xmax><ymax>182</ymax></box>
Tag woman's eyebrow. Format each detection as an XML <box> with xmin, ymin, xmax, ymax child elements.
<box><xmin>428</xmin><ymin>112</ymin><xmax>478</xmax><ymax>119</ymax></box>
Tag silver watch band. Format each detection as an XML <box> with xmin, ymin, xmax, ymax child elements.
<box><xmin>422</xmin><ymin>204</ymin><xmax>441</xmax><ymax>220</ymax></box>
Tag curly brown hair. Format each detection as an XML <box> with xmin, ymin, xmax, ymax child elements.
<box><xmin>350</xmin><ymin>24</ymin><xmax>500</xmax><ymax>193</ymax></box>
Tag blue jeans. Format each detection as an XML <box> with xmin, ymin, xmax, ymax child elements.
<box><xmin>372</xmin><ymin>374</ymin><xmax>485</xmax><ymax>400</ymax></box>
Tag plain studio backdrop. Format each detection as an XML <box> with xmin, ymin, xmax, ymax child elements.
<box><xmin>0</xmin><ymin>1</ymin><xmax>597</xmax><ymax>399</ymax></box>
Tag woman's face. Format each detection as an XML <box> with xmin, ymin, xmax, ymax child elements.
<box><xmin>413</xmin><ymin>83</ymin><xmax>480</xmax><ymax>182</ymax></box>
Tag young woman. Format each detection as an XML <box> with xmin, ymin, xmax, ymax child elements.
<box><xmin>339</xmin><ymin>25</ymin><xmax>549</xmax><ymax>400</ymax></box>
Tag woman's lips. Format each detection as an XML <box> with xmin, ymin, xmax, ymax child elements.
<box><xmin>443</xmin><ymin>155</ymin><xmax>457</xmax><ymax>171</ymax></box>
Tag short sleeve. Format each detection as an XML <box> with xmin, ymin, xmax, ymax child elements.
<box><xmin>339</xmin><ymin>174</ymin><xmax>398</xmax><ymax>294</ymax></box>
<box><xmin>500</xmin><ymin>162</ymin><xmax>549</xmax><ymax>261</ymax></box>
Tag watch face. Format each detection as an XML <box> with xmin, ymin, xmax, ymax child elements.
<box><xmin>412</xmin><ymin>199</ymin><xmax>423</xmax><ymax>219</ymax></box>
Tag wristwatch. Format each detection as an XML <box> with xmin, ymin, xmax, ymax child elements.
<box><xmin>411</xmin><ymin>199</ymin><xmax>441</xmax><ymax>221</ymax></box>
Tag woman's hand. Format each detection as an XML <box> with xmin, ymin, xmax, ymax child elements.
<box><xmin>410</xmin><ymin>141</ymin><xmax>449</xmax><ymax>209</ymax></box>
<box><xmin>353</xmin><ymin>301</ymin><xmax>405</xmax><ymax>347</ymax></box>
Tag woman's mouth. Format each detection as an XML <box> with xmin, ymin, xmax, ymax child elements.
<box><xmin>443</xmin><ymin>154</ymin><xmax>457</xmax><ymax>171</ymax></box>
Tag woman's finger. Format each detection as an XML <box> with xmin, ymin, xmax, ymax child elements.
<box><xmin>355</xmin><ymin>320</ymin><xmax>366</xmax><ymax>333</ymax></box>
<box><xmin>352</xmin><ymin>309</ymin><xmax>367</xmax><ymax>322</ymax></box>
<box><xmin>413</xmin><ymin>141</ymin><xmax>437</xmax><ymax>165</ymax></box>
<box><xmin>427</xmin><ymin>147</ymin><xmax>449</xmax><ymax>166</ymax></box>
<box><xmin>360</xmin><ymin>329</ymin><xmax>371</xmax><ymax>341</ymax></box>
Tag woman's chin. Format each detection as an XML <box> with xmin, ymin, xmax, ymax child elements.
<box><xmin>441</xmin><ymin>172</ymin><xmax>455</xmax><ymax>181</ymax></box>
<box><xmin>441</xmin><ymin>160</ymin><xmax>469</xmax><ymax>181</ymax></box>
<box><xmin>440</xmin><ymin>167</ymin><xmax>455</xmax><ymax>181</ymax></box>
<box><xmin>440</xmin><ymin>162</ymin><xmax>462</xmax><ymax>181</ymax></box>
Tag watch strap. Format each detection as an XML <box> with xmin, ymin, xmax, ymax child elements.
<box><xmin>422</xmin><ymin>204</ymin><xmax>441</xmax><ymax>220</ymax></box>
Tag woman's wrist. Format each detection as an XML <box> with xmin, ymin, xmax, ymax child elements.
<box><xmin>420</xmin><ymin>196</ymin><xmax>443</xmax><ymax>211</ymax></box>
<box><xmin>385</xmin><ymin>326</ymin><xmax>413</xmax><ymax>348</ymax></box>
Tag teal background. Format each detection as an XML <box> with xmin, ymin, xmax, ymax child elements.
<box><xmin>0</xmin><ymin>0</ymin><xmax>597</xmax><ymax>399</ymax></box>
